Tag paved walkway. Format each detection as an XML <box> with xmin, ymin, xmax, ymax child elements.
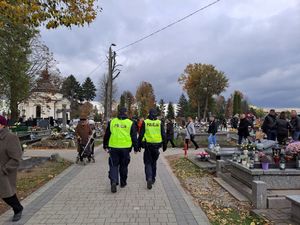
<box><xmin>0</xmin><ymin>148</ymin><xmax>210</xmax><ymax>225</ymax></box>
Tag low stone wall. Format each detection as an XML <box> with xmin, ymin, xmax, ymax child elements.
<box><xmin>19</xmin><ymin>157</ymin><xmax>49</xmax><ymax>170</ymax></box>
<box><xmin>287</xmin><ymin>195</ymin><xmax>300</xmax><ymax>223</ymax></box>
<box><xmin>177</xmin><ymin>131</ymin><xmax>233</xmax><ymax>145</ymax></box>
<box><xmin>228</xmin><ymin>161</ymin><xmax>300</xmax><ymax>190</ymax></box>
<box><xmin>206</xmin><ymin>148</ymin><xmax>238</xmax><ymax>161</ymax></box>
<box><xmin>217</xmin><ymin>160</ymin><xmax>300</xmax><ymax>209</ymax></box>
<box><xmin>30</xmin><ymin>139</ymin><xmax>76</xmax><ymax>149</ymax></box>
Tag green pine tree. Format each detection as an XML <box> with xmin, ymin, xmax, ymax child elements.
<box><xmin>61</xmin><ymin>75</ymin><xmax>82</xmax><ymax>101</ymax></box>
<box><xmin>177</xmin><ymin>94</ymin><xmax>189</xmax><ymax>118</ymax></box>
<box><xmin>61</xmin><ymin>75</ymin><xmax>83</xmax><ymax>118</ymax></box>
<box><xmin>167</xmin><ymin>102</ymin><xmax>175</xmax><ymax>119</ymax></box>
<box><xmin>81</xmin><ymin>77</ymin><xmax>96</xmax><ymax>101</ymax></box>
<box><xmin>158</xmin><ymin>99</ymin><xmax>166</xmax><ymax>117</ymax></box>
<box><xmin>118</xmin><ymin>94</ymin><xmax>126</xmax><ymax>111</ymax></box>
<box><xmin>233</xmin><ymin>91</ymin><xmax>242</xmax><ymax>115</ymax></box>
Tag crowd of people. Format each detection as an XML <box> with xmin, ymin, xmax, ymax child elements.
<box><xmin>2</xmin><ymin>106</ymin><xmax>300</xmax><ymax>221</ymax></box>
<box><xmin>261</xmin><ymin>109</ymin><xmax>300</xmax><ymax>145</ymax></box>
<box><xmin>234</xmin><ymin>109</ymin><xmax>300</xmax><ymax>145</ymax></box>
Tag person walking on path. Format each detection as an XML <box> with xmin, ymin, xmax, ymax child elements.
<box><xmin>208</xmin><ymin>116</ymin><xmax>218</xmax><ymax>147</ymax></box>
<box><xmin>103</xmin><ymin>108</ymin><xmax>138</xmax><ymax>193</ymax></box>
<box><xmin>185</xmin><ymin>117</ymin><xmax>199</xmax><ymax>150</ymax></box>
<box><xmin>291</xmin><ymin>110</ymin><xmax>300</xmax><ymax>141</ymax></box>
<box><xmin>222</xmin><ymin>118</ymin><xmax>227</xmax><ymax>131</ymax></box>
<box><xmin>238</xmin><ymin>114</ymin><xmax>250</xmax><ymax>144</ymax></box>
<box><xmin>137</xmin><ymin>117</ymin><xmax>144</xmax><ymax>135</ymax></box>
<box><xmin>0</xmin><ymin>116</ymin><xmax>24</xmax><ymax>222</ymax></box>
<box><xmin>75</xmin><ymin>117</ymin><xmax>92</xmax><ymax>162</ymax></box>
<box><xmin>261</xmin><ymin>109</ymin><xmax>277</xmax><ymax>141</ymax></box>
<box><xmin>166</xmin><ymin>119</ymin><xmax>176</xmax><ymax>148</ymax></box>
<box><xmin>276</xmin><ymin>111</ymin><xmax>292</xmax><ymax>145</ymax></box>
<box><xmin>230</xmin><ymin>114</ymin><xmax>239</xmax><ymax>129</ymax></box>
<box><xmin>138</xmin><ymin>108</ymin><xmax>167</xmax><ymax>190</ymax></box>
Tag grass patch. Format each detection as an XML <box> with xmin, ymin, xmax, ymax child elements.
<box><xmin>167</xmin><ymin>156</ymin><xmax>271</xmax><ymax>225</ymax></box>
<box><xmin>0</xmin><ymin>159</ymin><xmax>71</xmax><ymax>215</ymax></box>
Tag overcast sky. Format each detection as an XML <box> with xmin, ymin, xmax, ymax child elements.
<box><xmin>40</xmin><ymin>0</ymin><xmax>300</xmax><ymax>107</ymax></box>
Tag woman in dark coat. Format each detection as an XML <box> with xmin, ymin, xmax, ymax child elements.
<box><xmin>276</xmin><ymin>111</ymin><xmax>292</xmax><ymax>145</ymax></box>
<box><xmin>166</xmin><ymin>119</ymin><xmax>176</xmax><ymax>148</ymax></box>
<box><xmin>238</xmin><ymin>114</ymin><xmax>250</xmax><ymax>144</ymax></box>
<box><xmin>0</xmin><ymin>116</ymin><xmax>23</xmax><ymax>221</ymax></box>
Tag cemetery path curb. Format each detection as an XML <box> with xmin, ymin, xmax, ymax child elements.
<box><xmin>160</xmin><ymin>154</ymin><xmax>211</xmax><ymax>225</ymax></box>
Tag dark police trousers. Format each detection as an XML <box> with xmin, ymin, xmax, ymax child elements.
<box><xmin>143</xmin><ymin>144</ymin><xmax>160</xmax><ymax>182</ymax></box>
<box><xmin>108</xmin><ymin>148</ymin><xmax>131</xmax><ymax>185</ymax></box>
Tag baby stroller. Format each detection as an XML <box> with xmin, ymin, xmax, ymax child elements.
<box><xmin>76</xmin><ymin>133</ymin><xmax>95</xmax><ymax>165</ymax></box>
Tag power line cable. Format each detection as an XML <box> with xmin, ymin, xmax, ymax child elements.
<box><xmin>86</xmin><ymin>0</ymin><xmax>220</xmax><ymax>76</ymax></box>
<box><xmin>116</xmin><ymin>0</ymin><xmax>221</xmax><ymax>52</ymax></box>
<box><xmin>85</xmin><ymin>59</ymin><xmax>106</xmax><ymax>77</ymax></box>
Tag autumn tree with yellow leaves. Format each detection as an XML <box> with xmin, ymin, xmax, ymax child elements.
<box><xmin>135</xmin><ymin>81</ymin><xmax>156</xmax><ymax>118</ymax></box>
<box><xmin>178</xmin><ymin>63</ymin><xmax>229</xmax><ymax>120</ymax></box>
<box><xmin>0</xmin><ymin>0</ymin><xmax>99</xmax><ymax>29</ymax></box>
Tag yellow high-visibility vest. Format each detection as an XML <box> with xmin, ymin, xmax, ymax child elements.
<box><xmin>144</xmin><ymin>119</ymin><xmax>162</xmax><ymax>143</ymax></box>
<box><xmin>109</xmin><ymin>118</ymin><xmax>133</xmax><ymax>148</ymax></box>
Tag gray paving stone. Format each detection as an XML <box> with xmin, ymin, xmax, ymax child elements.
<box><xmin>0</xmin><ymin>148</ymin><xmax>210</xmax><ymax>225</ymax></box>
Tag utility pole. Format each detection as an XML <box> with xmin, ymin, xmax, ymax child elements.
<box><xmin>106</xmin><ymin>45</ymin><xmax>113</xmax><ymax>122</ymax></box>
<box><xmin>105</xmin><ymin>43</ymin><xmax>117</xmax><ymax>122</ymax></box>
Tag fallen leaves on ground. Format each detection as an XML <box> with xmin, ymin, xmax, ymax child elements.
<box><xmin>0</xmin><ymin>160</ymin><xmax>71</xmax><ymax>215</ymax></box>
<box><xmin>166</xmin><ymin>155</ymin><xmax>272</xmax><ymax>225</ymax></box>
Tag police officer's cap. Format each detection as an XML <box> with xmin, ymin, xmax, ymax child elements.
<box><xmin>149</xmin><ymin>108</ymin><xmax>158</xmax><ymax>117</ymax></box>
<box><xmin>118</xmin><ymin>107</ymin><xmax>127</xmax><ymax>116</ymax></box>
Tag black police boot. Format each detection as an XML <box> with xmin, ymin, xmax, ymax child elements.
<box><xmin>152</xmin><ymin>179</ymin><xmax>156</xmax><ymax>185</ymax></box>
<box><xmin>147</xmin><ymin>180</ymin><xmax>152</xmax><ymax>190</ymax></box>
<box><xmin>120</xmin><ymin>182</ymin><xmax>127</xmax><ymax>188</ymax></box>
<box><xmin>111</xmin><ymin>183</ymin><xmax>117</xmax><ymax>193</ymax></box>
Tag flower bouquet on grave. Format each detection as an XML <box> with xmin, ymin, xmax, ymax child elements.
<box><xmin>247</xmin><ymin>142</ymin><xmax>257</xmax><ymax>152</ymax></box>
<box><xmin>260</xmin><ymin>153</ymin><xmax>273</xmax><ymax>170</ymax></box>
<box><xmin>195</xmin><ymin>151</ymin><xmax>210</xmax><ymax>161</ymax></box>
<box><xmin>285</xmin><ymin>141</ymin><xmax>300</xmax><ymax>156</ymax></box>
<box><xmin>238</xmin><ymin>142</ymin><xmax>248</xmax><ymax>155</ymax></box>
<box><xmin>284</xmin><ymin>141</ymin><xmax>300</xmax><ymax>163</ymax></box>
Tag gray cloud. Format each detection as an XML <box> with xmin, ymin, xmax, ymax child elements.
<box><xmin>40</xmin><ymin>0</ymin><xmax>300</xmax><ymax>107</ymax></box>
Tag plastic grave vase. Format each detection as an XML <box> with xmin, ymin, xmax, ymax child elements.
<box><xmin>262</xmin><ymin>162</ymin><xmax>269</xmax><ymax>170</ymax></box>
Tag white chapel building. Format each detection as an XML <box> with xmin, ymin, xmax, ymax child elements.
<box><xmin>19</xmin><ymin>69</ymin><xmax>71</xmax><ymax>121</ymax></box>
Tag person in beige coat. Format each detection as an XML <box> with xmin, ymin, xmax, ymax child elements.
<box><xmin>0</xmin><ymin>116</ymin><xmax>23</xmax><ymax>222</ymax></box>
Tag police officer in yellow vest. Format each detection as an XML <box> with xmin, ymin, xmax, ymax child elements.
<box><xmin>103</xmin><ymin>108</ymin><xmax>138</xmax><ymax>193</ymax></box>
<box><xmin>138</xmin><ymin>108</ymin><xmax>167</xmax><ymax>190</ymax></box>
